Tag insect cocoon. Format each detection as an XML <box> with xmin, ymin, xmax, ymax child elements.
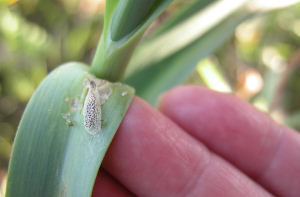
<box><xmin>82</xmin><ymin>79</ymin><xmax>111</xmax><ymax>135</ymax></box>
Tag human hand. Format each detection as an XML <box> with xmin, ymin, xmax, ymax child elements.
<box><xmin>92</xmin><ymin>86</ymin><xmax>300</xmax><ymax>197</ymax></box>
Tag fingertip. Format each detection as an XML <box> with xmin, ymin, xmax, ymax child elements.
<box><xmin>119</xmin><ymin>96</ymin><xmax>154</xmax><ymax>131</ymax></box>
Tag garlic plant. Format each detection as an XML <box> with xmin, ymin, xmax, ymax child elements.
<box><xmin>5</xmin><ymin>1</ymin><xmax>171</xmax><ymax>196</ymax></box>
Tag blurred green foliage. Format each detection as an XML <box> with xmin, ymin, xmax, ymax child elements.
<box><xmin>219</xmin><ymin>3</ymin><xmax>300</xmax><ymax>127</ymax></box>
<box><xmin>0</xmin><ymin>0</ymin><xmax>300</xmax><ymax>188</ymax></box>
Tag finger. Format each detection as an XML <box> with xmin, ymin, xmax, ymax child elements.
<box><xmin>159</xmin><ymin>85</ymin><xmax>300</xmax><ymax>197</ymax></box>
<box><xmin>92</xmin><ymin>169</ymin><xmax>134</xmax><ymax>197</ymax></box>
<box><xmin>103</xmin><ymin>97</ymin><xmax>272</xmax><ymax>197</ymax></box>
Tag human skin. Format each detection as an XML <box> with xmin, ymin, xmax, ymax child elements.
<box><xmin>92</xmin><ymin>86</ymin><xmax>300</xmax><ymax>197</ymax></box>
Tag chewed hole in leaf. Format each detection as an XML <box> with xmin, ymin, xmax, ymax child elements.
<box><xmin>61</xmin><ymin>112</ymin><xmax>73</xmax><ymax>127</ymax></box>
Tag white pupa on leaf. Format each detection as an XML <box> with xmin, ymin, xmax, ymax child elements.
<box><xmin>82</xmin><ymin>77</ymin><xmax>112</xmax><ymax>135</ymax></box>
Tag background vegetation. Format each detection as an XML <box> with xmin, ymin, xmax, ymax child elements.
<box><xmin>0</xmin><ymin>0</ymin><xmax>300</xmax><ymax>193</ymax></box>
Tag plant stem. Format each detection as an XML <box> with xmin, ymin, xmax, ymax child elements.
<box><xmin>90</xmin><ymin>0</ymin><xmax>172</xmax><ymax>81</ymax></box>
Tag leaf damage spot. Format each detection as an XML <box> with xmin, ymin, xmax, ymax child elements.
<box><xmin>61</xmin><ymin>112</ymin><xmax>73</xmax><ymax>127</ymax></box>
<box><xmin>121</xmin><ymin>91</ymin><xmax>127</xmax><ymax>96</ymax></box>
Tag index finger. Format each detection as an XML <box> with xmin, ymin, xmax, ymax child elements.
<box><xmin>102</xmin><ymin>97</ymin><xmax>272</xmax><ymax>197</ymax></box>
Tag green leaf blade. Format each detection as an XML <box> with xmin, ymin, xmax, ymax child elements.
<box><xmin>6</xmin><ymin>63</ymin><xmax>134</xmax><ymax>197</ymax></box>
<box><xmin>111</xmin><ymin>0</ymin><xmax>158</xmax><ymax>40</ymax></box>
